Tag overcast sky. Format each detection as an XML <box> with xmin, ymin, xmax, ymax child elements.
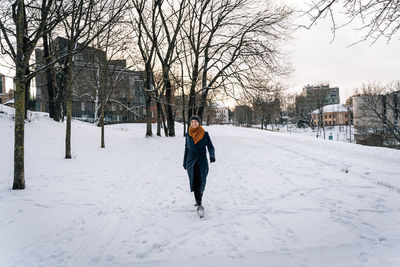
<box><xmin>1</xmin><ymin>1</ymin><xmax>400</xmax><ymax>105</ymax></box>
<box><xmin>284</xmin><ymin>0</ymin><xmax>400</xmax><ymax>103</ymax></box>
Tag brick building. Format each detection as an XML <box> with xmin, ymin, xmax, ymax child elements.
<box><xmin>34</xmin><ymin>37</ymin><xmax>146</xmax><ymax>123</ymax></box>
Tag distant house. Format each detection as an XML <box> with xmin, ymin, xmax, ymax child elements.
<box><xmin>311</xmin><ymin>104</ymin><xmax>352</xmax><ymax>127</ymax></box>
<box><xmin>210</xmin><ymin>104</ymin><xmax>230</xmax><ymax>124</ymax></box>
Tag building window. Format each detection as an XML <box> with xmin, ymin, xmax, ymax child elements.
<box><xmin>81</xmin><ymin>102</ymin><xmax>85</xmax><ymax>111</ymax></box>
<box><xmin>333</xmin><ymin>114</ymin><xmax>335</xmax><ymax>118</ymax></box>
<box><xmin>325</xmin><ymin>115</ymin><xmax>327</xmax><ymax>119</ymax></box>
<box><xmin>329</xmin><ymin>115</ymin><xmax>331</xmax><ymax>118</ymax></box>
<box><xmin>129</xmin><ymin>76</ymin><xmax>135</xmax><ymax>87</ymax></box>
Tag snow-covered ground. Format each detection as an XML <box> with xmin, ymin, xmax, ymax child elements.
<box><xmin>258</xmin><ymin>123</ymin><xmax>355</xmax><ymax>143</ymax></box>
<box><xmin>1</xmin><ymin>104</ymin><xmax>400</xmax><ymax>266</ymax></box>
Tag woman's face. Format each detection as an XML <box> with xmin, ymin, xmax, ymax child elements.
<box><xmin>191</xmin><ymin>119</ymin><xmax>199</xmax><ymax>128</ymax></box>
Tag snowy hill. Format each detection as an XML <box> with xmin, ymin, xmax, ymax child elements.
<box><xmin>1</xmin><ymin>104</ymin><xmax>400</xmax><ymax>266</ymax></box>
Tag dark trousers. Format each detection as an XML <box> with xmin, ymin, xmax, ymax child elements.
<box><xmin>193</xmin><ymin>161</ymin><xmax>202</xmax><ymax>205</ymax></box>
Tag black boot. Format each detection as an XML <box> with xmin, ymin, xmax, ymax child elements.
<box><xmin>195</xmin><ymin>192</ymin><xmax>202</xmax><ymax>206</ymax></box>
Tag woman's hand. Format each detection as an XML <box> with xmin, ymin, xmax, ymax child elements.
<box><xmin>210</xmin><ymin>157</ymin><xmax>215</xmax><ymax>163</ymax></box>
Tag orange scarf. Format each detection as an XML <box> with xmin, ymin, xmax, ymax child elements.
<box><xmin>189</xmin><ymin>125</ymin><xmax>205</xmax><ymax>144</ymax></box>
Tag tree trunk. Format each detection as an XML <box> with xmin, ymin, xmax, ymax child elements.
<box><xmin>197</xmin><ymin>88</ymin><xmax>209</xmax><ymax>120</ymax></box>
<box><xmin>145</xmin><ymin>96</ymin><xmax>152</xmax><ymax>137</ymax></box>
<box><xmin>161</xmin><ymin>103</ymin><xmax>169</xmax><ymax>137</ymax></box>
<box><xmin>54</xmin><ymin>61</ymin><xmax>68</xmax><ymax>122</ymax></box>
<box><xmin>188</xmin><ymin>89</ymin><xmax>195</xmax><ymax>124</ymax></box>
<box><xmin>182</xmin><ymin>93</ymin><xmax>186</xmax><ymax>136</ymax></box>
<box><xmin>156</xmin><ymin>101</ymin><xmax>161</xmax><ymax>136</ymax></box>
<box><xmin>53</xmin><ymin>87</ymin><xmax>63</xmax><ymax>122</ymax></box>
<box><xmin>157</xmin><ymin>117</ymin><xmax>161</xmax><ymax>136</ymax></box>
<box><xmin>100</xmin><ymin>102</ymin><xmax>105</xmax><ymax>148</ymax></box>
<box><xmin>198</xmin><ymin>45</ymin><xmax>210</xmax><ymax>121</ymax></box>
<box><xmin>13</xmin><ymin>0</ymin><xmax>26</xmax><ymax>190</ymax></box>
<box><xmin>43</xmin><ymin>32</ymin><xmax>56</xmax><ymax>119</ymax></box>
<box><xmin>13</xmin><ymin>69</ymin><xmax>26</xmax><ymax>190</ymax></box>
<box><xmin>65</xmin><ymin>58</ymin><xmax>73</xmax><ymax>159</ymax></box>
<box><xmin>24</xmin><ymin>69</ymin><xmax>30</xmax><ymax>119</ymax></box>
<box><xmin>163</xmin><ymin>71</ymin><xmax>175</xmax><ymax>136</ymax></box>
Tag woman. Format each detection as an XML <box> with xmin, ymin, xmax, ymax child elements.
<box><xmin>183</xmin><ymin>115</ymin><xmax>215</xmax><ymax>209</ymax></box>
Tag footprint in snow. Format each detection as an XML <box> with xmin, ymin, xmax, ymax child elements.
<box><xmin>285</xmin><ymin>229</ymin><xmax>296</xmax><ymax>239</ymax></box>
<box><xmin>35</xmin><ymin>204</ymin><xmax>49</xmax><ymax>208</ymax></box>
<box><xmin>359</xmin><ymin>252</ymin><xmax>368</xmax><ymax>262</ymax></box>
<box><xmin>280</xmin><ymin>247</ymin><xmax>291</xmax><ymax>255</ymax></box>
<box><xmin>136</xmin><ymin>252</ymin><xmax>147</xmax><ymax>259</ymax></box>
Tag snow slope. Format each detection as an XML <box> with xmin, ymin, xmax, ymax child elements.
<box><xmin>1</xmin><ymin>105</ymin><xmax>400</xmax><ymax>266</ymax></box>
<box><xmin>265</xmin><ymin>124</ymin><xmax>355</xmax><ymax>143</ymax></box>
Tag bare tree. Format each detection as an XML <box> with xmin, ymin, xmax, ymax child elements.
<box><xmin>253</xmin><ymin>91</ymin><xmax>282</xmax><ymax>130</ymax></box>
<box><xmin>282</xmin><ymin>92</ymin><xmax>297</xmax><ymax>123</ymax></box>
<box><xmin>312</xmin><ymin>86</ymin><xmax>331</xmax><ymax>139</ymax></box>
<box><xmin>0</xmin><ymin>0</ymin><xmax>62</xmax><ymax>189</ymax></box>
<box><xmin>303</xmin><ymin>0</ymin><xmax>400</xmax><ymax>43</ymax></box>
<box><xmin>41</xmin><ymin>28</ymin><xmax>57</xmax><ymax>119</ymax></box>
<box><xmin>234</xmin><ymin>104</ymin><xmax>253</xmax><ymax>127</ymax></box>
<box><xmin>354</xmin><ymin>82</ymin><xmax>400</xmax><ymax>145</ymax></box>
<box><xmin>180</xmin><ymin>0</ymin><xmax>292</xmax><ymax>122</ymax></box>
<box><xmin>58</xmin><ymin>0</ymin><xmax>128</xmax><ymax>158</ymax></box>
<box><xmin>89</xmin><ymin>9</ymin><xmax>132</xmax><ymax>148</ymax></box>
<box><xmin>203</xmin><ymin>92</ymin><xmax>220</xmax><ymax>125</ymax></box>
<box><xmin>130</xmin><ymin>0</ymin><xmax>158</xmax><ymax>137</ymax></box>
<box><xmin>152</xmin><ymin>0</ymin><xmax>187</xmax><ymax>137</ymax></box>
<box><xmin>130</xmin><ymin>0</ymin><xmax>188</xmax><ymax>137</ymax></box>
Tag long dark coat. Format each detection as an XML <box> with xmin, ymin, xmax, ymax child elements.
<box><xmin>183</xmin><ymin>131</ymin><xmax>215</xmax><ymax>193</ymax></box>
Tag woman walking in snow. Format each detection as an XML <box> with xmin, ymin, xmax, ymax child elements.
<box><xmin>183</xmin><ymin>115</ymin><xmax>215</xmax><ymax>211</ymax></box>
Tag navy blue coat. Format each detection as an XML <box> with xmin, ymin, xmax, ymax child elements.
<box><xmin>183</xmin><ymin>131</ymin><xmax>215</xmax><ymax>193</ymax></box>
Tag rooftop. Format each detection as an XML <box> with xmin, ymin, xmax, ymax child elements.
<box><xmin>312</xmin><ymin>104</ymin><xmax>351</xmax><ymax>114</ymax></box>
